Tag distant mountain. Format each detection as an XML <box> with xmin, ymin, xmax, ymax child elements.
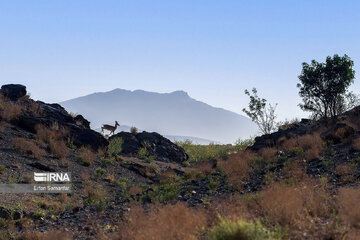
<box><xmin>60</xmin><ymin>89</ymin><xmax>257</xmax><ymax>143</ymax></box>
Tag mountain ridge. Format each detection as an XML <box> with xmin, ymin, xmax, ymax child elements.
<box><xmin>60</xmin><ymin>88</ymin><xmax>258</xmax><ymax>143</ymax></box>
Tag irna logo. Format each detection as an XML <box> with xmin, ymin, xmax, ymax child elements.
<box><xmin>34</xmin><ymin>172</ymin><xmax>71</xmax><ymax>182</ymax></box>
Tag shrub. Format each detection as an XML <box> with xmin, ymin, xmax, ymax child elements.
<box><xmin>100</xmin><ymin>157</ymin><xmax>113</xmax><ymax>167</ymax></box>
<box><xmin>77</xmin><ymin>147</ymin><xmax>96</xmax><ymax>166</ymax></box>
<box><xmin>138</xmin><ymin>142</ymin><xmax>156</xmax><ymax>162</ymax></box>
<box><xmin>219</xmin><ymin>151</ymin><xmax>255</xmax><ymax>190</ymax></box>
<box><xmin>338</xmin><ymin>187</ymin><xmax>360</xmax><ymax>228</ymax></box>
<box><xmin>108</xmin><ymin>137</ymin><xmax>123</xmax><ymax>156</ymax></box>
<box><xmin>130</xmin><ymin>126</ymin><xmax>138</xmax><ymax>135</ymax></box>
<box><xmin>49</xmin><ymin>139</ymin><xmax>68</xmax><ymax>159</ymax></box>
<box><xmin>0</xmin><ymin>165</ymin><xmax>4</xmax><ymax>174</ymax></box>
<box><xmin>95</xmin><ymin>167</ymin><xmax>106</xmax><ymax>178</ymax></box>
<box><xmin>36</xmin><ymin>124</ymin><xmax>69</xmax><ymax>144</ymax></box>
<box><xmin>209</xmin><ymin>217</ymin><xmax>281</xmax><ymax>240</ymax></box>
<box><xmin>259</xmin><ymin>180</ymin><xmax>329</xmax><ymax>228</ymax></box>
<box><xmin>259</xmin><ymin>147</ymin><xmax>277</xmax><ymax>162</ymax></box>
<box><xmin>118</xmin><ymin>203</ymin><xmax>206</xmax><ymax>240</ymax></box>
<box><xmin>12</xmin><ymin>137</ymin><xmax>46</xmax><ymax>159</ymax></box>
<box><xmin>281</xmin><ymin>133</ymin><xmax>324</xmax><ymax>160</ymax></box>
<box><xmin>277</xmin><ymin>118</ymin><xmax>300</xmax><ymax>130</ymax></box>
<box><xmin>114</xmin><ymin>177</ymin><xmax>130</xmax><ymax>189</ymax></box>
<box><xmin>0</xmin><ymin>101</ymin><xmax>23</xmax><ymax>121</ymax></box>
<box><xmin>83</xmin><ymin>182</ymin><xmax>108</xmax><ymax>211</ymax></box>
<box><xmin>17</xmin><ymin>230</ymin><xmax>70</xmax><ymax>240</ymax></box>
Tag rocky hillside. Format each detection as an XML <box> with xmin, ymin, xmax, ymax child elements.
<box><xmin>0</xmin><ymin>84</ymin><xmax>360</xmax><ymax>239</ymax></box>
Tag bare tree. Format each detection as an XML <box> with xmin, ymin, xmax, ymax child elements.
<box><xmin>242</xmin><ymin>88</ymin><xmax>278</xmax><ymax>135</ymax></box>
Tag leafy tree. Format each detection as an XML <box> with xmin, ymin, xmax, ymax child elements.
<box><xmin>242</xmin><ymin>88</ymin><xmax>278</xmax><ymax>135</ymax></box>
<box><xmin>297</xmin><ymin>54</ymin><xmax>355</xmax><ymax>119</ymax></box>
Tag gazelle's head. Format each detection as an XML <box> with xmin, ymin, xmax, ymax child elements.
<box><xmin>115</xmin><ymin>121</ymin><xmax>120</xmax><ymax>126</ymax></box>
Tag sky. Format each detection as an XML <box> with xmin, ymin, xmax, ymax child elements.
<box><xmin>1</xmin><ymin>0</ymin><xmax>360</xmax><ymax>121</ymax></box>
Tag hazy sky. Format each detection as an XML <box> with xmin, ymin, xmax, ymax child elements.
<box><xmin>1</xmin><ymin>1</ymin><xmax>360</xmax><ymax>120</ymax></box>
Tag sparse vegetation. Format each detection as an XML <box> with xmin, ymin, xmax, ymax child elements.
<box><xmin>243</xmin><ymin>88</ymin><xmax>278</xmax><ymax>134</ymax></box>
<box><xmin>130</xmin><ymin>126</ymin><xmax>138</xmax><ymax>135</ymax></box>
<box><xmin>209</xmin><ymin>217</ymin><xmax>283</xmax><ymax>240</ymax></box>
<box><xmin>176</xmin><ymin>139</ymin><xmax>253</xmax><ymax>163</ymax></box>
<box><xmin>12</xmin><ymin>137</ymin><xmax>46</xmax><ymax>159</ymax></box>
<box><xmin>77</xmin><ymin>146</ymin><xmax>97</xmax><ymax>166</ymax></box>
<box><xmin>108</xmin><ymin>137</ymin><xmax>123</xmax><ymax>157</ymax></box>
<box><xmin>138</xmin><ymin>142</ymin><xmax>156</xmax><ymax>162</ymax></box>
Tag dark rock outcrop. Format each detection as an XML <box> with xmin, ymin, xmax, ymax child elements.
<box><xmin>249</xmin><ymin>118</ymin><xmax>313</xmax><ymax>151</ymax></box>
<box><xmin>74</xmin><ymin>114</ymin><xmax>91</xmax><ymax>129</ymax></box>
<box><xmin>320</xmin><ymin>123</ymin><xmax>355</xmax><ymax>144</ymax></box>
<box><xmin>110</xmin><ymin>131</ymin><xmax>189</xmax><ymax>163</ymax></box>
<box><xmin>0</xmin><ymin>207</ymin><xmax>11</xmax><ymax>220</ymax></box>
<box><xmin>0</xmin><ymin>84</ymin><xmax>27</xmax><ymax>100</ymax></box>
<box><xmin>8</xmin><ymin>98</ymin><xmax>107</xmax><ymax>151</ymax></box>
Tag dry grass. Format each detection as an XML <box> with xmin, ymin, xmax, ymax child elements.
<box><xmin>130</xmin><ymin>126</ymin><xmax>138</xmax><ymax>135</ymax></box>
<box><xmin>78</xmin><ymin>147</ymin><xmax>97</xmax><ymax>166</ymax></box>
<box><xmin>84</xmin><ymin>182</ymin><xmax>108</xmax><ymax>201</ymax></box>
<box><xmin>35</xmin><ymin>124</ymin><xmax>69</xmax><ymax>144</ymax></box>
<box><xmin>282</xmin><ymin>161</ymin><xmax>307</xmax><ymax>183</ymax></box>
<box><xmin>106</xmin><ymin>174</ymin><xmax>115</xmax><ymax>183</ymax></box>
<box><xmin>117</xmin><ymin>203</ymin><xmax>206</xmax><ymax>240</ymax></box>
<box><xmin>192</xmin><ymin>160</ymin><xmax>216</xmax><ymax>175</ymax></box>
<box><xmin>278</xmin><ymin>118</ymin><xmax>300</xmax><ymax>130</ymax></box>
<box><xmin>0</xmin><ymin>101</ymin><xmax>23</xmax><ymax>121</ymax></box>
<box><xmin>12</xmin><ymin>137</ymin><xmax>46</xmax><ymax>159</ymax></box>
<box><xmin>351</xmin><ymin>137</ymin><xmax>360</xmax><ymax>150</ymax></box>
<box><xmin>259</xmin><ymin>147</ymin><xmax>277</xmax><ymax>162</ymax></box>
<box><xmin>128</xmin><ymin>186</ymin><xmax>143</xmax><ymax>195</ymax></box>
<box><xmin>80</xmin><ymin>170</ymin><xmax>90</xmax><ymax>181</ymax></box>
<box><xmin>60</xmin><ymin>157</ymin><xmax>71</xmax><ymax>168</ymax></box>
<box><xmin>219</xmin><ymin>151</ymin><xmax>256</xmax><ymax>190</ymax></box>
<box><xmin>49</xmin><ymin>139</ymin><xmax>68</xmax><ymax>159</ymax></box>
<box><xmin>258</xmin><ymin>180</ymin><xmax>330</xmax><ymax>228</ymax></box>
<box><xmin>338</xmin><ymin>187</ymin><xmax>360</xmax><ymax>228</ymax></box>
<box><xmin>336</xmin><ymin>164</ymin><xmax>355</xmax><ymax>183</ymax></box>
<box><xmin>281</xmin><ymin>133</ymin><xmax>324</xmax><ymax>160</ymax></box>
<box><xmin>17</xmin><ymin>230</ymin><xmax>71</xmax><ymax>240</ymax></box>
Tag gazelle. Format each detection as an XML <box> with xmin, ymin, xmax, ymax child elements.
<box><xmin>101</xmin><ymin>121</ymin><xmax>120</xmax><ymax>135</ymax></box>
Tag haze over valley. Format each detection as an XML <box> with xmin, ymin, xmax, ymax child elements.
<box><xmin>60</xmin><ymin>88</ymin><xmax>258</xmax><ymax>143</ymax></box>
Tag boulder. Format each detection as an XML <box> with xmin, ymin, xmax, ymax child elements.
<box><xmin>14</xmin><ymin>100</ymin><xmax>107</xmax><ymax>151</ymax></box>
<box><xmin>110</xmin><ymin>131</ymin><xmax>189</xmax><ymax>163</ymax></box>
<box><xmin>113</xmin><ymin>132</ymin><xmax>141</xmax><ymax>154</ymax></box>
<box><xmin>0</xmin><ymin>84</ymin><xmax>27</xmax><ymax>100</ymax></box>
<box><xmin>74</xmin><ymin>114</ymin><xmax>91</xmax><ymax>129</ymax></box>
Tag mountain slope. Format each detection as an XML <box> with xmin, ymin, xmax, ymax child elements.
<box><xmin>60</xmin><ymin>89</ymin><xmax>257</xmax><ymax>143</ymax></box>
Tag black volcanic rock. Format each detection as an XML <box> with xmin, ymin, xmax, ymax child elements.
<box><xmin>74</xmin><ymin>114</ymin><xmax>91</xmax><ymax>129</ymax></box>
<box><xmin>110</xmin><ymin>131</ymin><xmax>189</xmax><ymax>163</ymax></box>
<box><xmin>1</xmin><ymin>84</ymin><xmax>27</xmax><ymax>100</ymax></box>
<box><xmin>12</xmin><ymin>99</ymin><xmax>107</xmax><ymax>151</ymax></box>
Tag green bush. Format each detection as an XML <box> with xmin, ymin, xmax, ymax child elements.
<box><xmin>95</xmin><ymin>167</ymin><xmax>106</xmax><ymax>178</ymax></box>
<box><xmin>0</xmin><ymin>165</ymin><xmax>5</xmax><ymax>174</ymax></box>
<box><xmin>100</xmin><ymin>157</ymin><xmax>114</xmax><ymax>167</ymax></box>
<box><xmin>138</xmin><ymin>142</ymin><xmax>156</xmax><ymax>162</ymax></box>
<box><xmin>114</xmin><ymin>177</ymin><xmax>130</xmax><ymax>189</ymax></box>
<box><xmin>108</xmin><ymin>137</ymin><xmax>123</xmax><ymax>156</ymax></box>
<box><xmin>209</xmin><ymin>217</ymin><xmax>282</xmax><ymax>240</ymax></box>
